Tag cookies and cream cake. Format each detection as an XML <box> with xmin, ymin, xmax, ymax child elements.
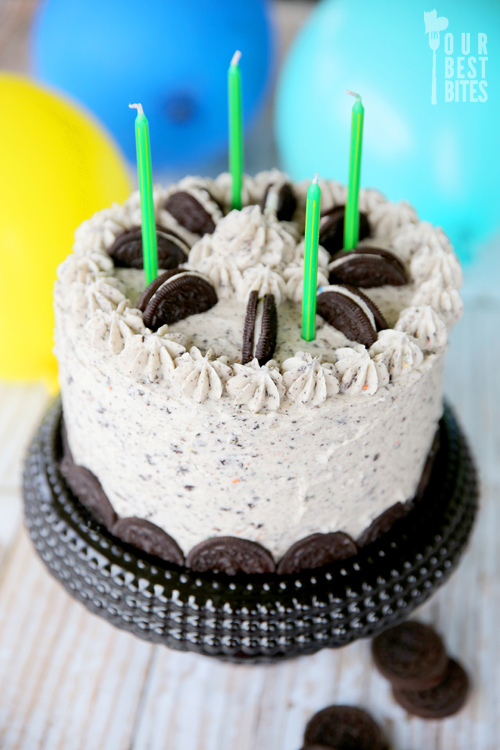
<box><xmin>53</xmin><ymin>170</ymin><xmax>463</xmax><ymax>575</ymax></box>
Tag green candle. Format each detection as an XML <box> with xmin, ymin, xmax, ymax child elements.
<box><xmin>302</xmin><ymin>174</ymin><xmax>321</xmax><ymax>342</ymax></box>
<box><xmin>228</xmin><ymin>50</ymin><xmax>243</xmax><ymax>210</ymax></box>
<box><xmin>343</xmin><ymin>90</ymin><xmax>365</xmax><ymax>251</ymax></box>
<box><xmin>129</xmin><ymin>103</ymin><xmax>158</xmax><ymax>284</ymax></box>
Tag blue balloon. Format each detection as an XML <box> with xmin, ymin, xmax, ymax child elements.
<box><xmin>32</xmin><ymin>0</ymin><xmax>273</xmax><ymax>171</ymax></box>
<box><xmin>276</xmin><ymin>0</ymin><xmax>500</xmax><ymax>263</ymax></box>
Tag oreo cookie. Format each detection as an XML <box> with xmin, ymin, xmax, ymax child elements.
<box><xmin>415</xmin><ymin>429</ymin><xmax>441</xmax><ymax>502</ymax></box>
<box><xmin>372</xmin><ymin>621</ymin><xmax>449</xmax><ymax>691</ymax></box>
<box><xmin>304</xmin><ymin>705</ymin><xmax>385</xmax><ymax>750</ymax></box>
<box><xmin>329</xmin><ymin>247</ymin><xmax>407</xmax><ymax>288</ymax></box>
<box><xmin>260</xmin><ymin>182</ymin><xmax>297</xmax><ymax>221</ymax></box>
<box><xmin>316</xmin><ymin>285</ymin><xmax>387</xmax><ymax>348</ymax></box>
<box><xmin>392</xmin><ymin>658</ymin><xmax>470</xmax><ymax>719</ymax></box>
<box><xmin>59</xmin><ymin>452</ymin><xmax>117</xmax><ymax>530</ymax></box>
<box><xmin>137</xmin><ymin>270</ymin><xmax>218</xmax><ymax>330</ymax></box>
<box><xmin>277</xmin><ymin>532</ymin><xmax>357</xmax><ymax>575</ymax></box>
<box><xmin>242</xmin><ymin>291</ymin><xmax>278</xmax><ymax>366</ymax></box>
<box><xmin>319</xmin><ymin>205</ymin><xmax>370</xmax><ymax>257</ymax></box>
<box><xmin>164</xmin><ymin>191</ymin><xmax>216</xmax><ymax>235</ymax></box>
<box><xmin>186</xmin><ymin>536</ymin><xmax>276</xmax><ymax>575</ymax></box>
<box><xmin>112</xmin><ymin>517</ymin><xmax>184</xmax><ymax>566</ymax></box>
<box><xmin>107</xmin><ymin>226</ymin><xmax>189</xmax><ymax>270</ymax></box>
<box><xmin>357</xmin><ymin>500</ymin><xmax>414</xmax><ymax>548</ymax></box>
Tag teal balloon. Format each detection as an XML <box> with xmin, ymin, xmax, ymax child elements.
<box><xmin>276</xmin><ymin>0</ymin><xmax>500</xmax><ymax>262</ymax></box>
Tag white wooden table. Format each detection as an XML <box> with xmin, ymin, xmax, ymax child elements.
<box><xmin>0</xmin><ymin>292</ymin><xmax>498</xmax><ymax>750</ymax></box>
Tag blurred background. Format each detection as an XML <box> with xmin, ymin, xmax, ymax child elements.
<box><xmin>0</xmin><ymin>0</ymin><xmax>498</xmax><ymax>386</ymax></box>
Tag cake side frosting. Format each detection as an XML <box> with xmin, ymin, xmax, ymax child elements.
<box><xmin>54</xmin><ymin>171</ymin><xmax>462</xmax><ymax>562</ymax></box>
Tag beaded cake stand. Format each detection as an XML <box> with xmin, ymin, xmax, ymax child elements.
<box><xmin>23</xmin><ymin>399</ymin><xmax>478</xmax><ymax>664</ymax></box>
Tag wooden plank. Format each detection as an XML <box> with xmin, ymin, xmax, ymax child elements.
<box><xmin>0</xmin><ymin>530</ymin><xmax>153</xmax><ymax>750</ymax></box>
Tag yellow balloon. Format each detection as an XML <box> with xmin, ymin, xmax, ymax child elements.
<box><xmin>0</xmin><ymin>73</ymin><xmax>133</xmax><ymax>389</ymax></box>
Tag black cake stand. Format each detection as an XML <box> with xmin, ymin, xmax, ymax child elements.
<box><xmin>23</xmin><ymin>399</ymin><xmax>478</xmax><ymax>664</ymax></box>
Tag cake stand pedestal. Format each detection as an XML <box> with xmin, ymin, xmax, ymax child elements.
<box><xmin>23</xmin><ymin>399</ymin><xmax>478</xmax><ymax>664</ymax></box>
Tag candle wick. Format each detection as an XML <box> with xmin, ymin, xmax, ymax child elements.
<box><xmin>231</xmin><ymin>50</ymin><xmax>242</xmax><ymax>67</ymax></box>
<box><xmin>312</xmin><ymin>173</ymin><xmax>319</xmax><ymax>184</ymax></box>
<box><xmin>129</xmin><ymin>103</ymin><xmax>144</xmax><ymax>115</ymax></box>
<box><xmin>345</xmin><ymin>89</ymin><xmax>362</xmax><ymax>101</ymax></box>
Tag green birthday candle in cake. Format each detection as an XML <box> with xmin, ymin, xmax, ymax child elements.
<box><xmin>228</xmin><ymin>50</ymin><xmax>243</xmax><ymax>210</ymax></box>
<box><xmin>129</xmin><ymin>103</ymin><xmax>158</xmax><ymax>284</ymax></box>
<box><xmin>302</xmin><ymin>174</ymin><xmax>321</xmax><ymax>342</ymax></box>
<box><xmin>344</xmin><ymin>90</ymin><xmax>365</xmax><ymax>251</ymax></box>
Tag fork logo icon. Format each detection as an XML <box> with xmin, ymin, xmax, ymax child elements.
<box><xmin>424</xmin><ymin>10</ymin><xmax>449</xmax><ymax>104</ymax></box>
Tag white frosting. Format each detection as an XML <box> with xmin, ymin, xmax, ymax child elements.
<box><xmin>369</xmin><ymin>330</ymin><xmax>423</xmax><ymax>381</ymax></box>
<box><xmin>120</xmin><ymin>328</ymin><xmax>186</xmax><ymax>383</ymax></box>
<box><xmin>334</xmin><ymin>345</ymin><xmax>389</xmax><ymax>395</ymax></box>
<box><xmin>395</xmin><ymin>305</ymin><xmax>448</xmax><ymax>353</ymax></box>
<box><xmin>283</xmin><ymin>262</ymin><xmax>329</xmax><ymax>303</ymax></box>
<box><xmin>282</xmin><ymin>352</ymin><xmax>339</xmax><ymax>406</ymax></box>
<box><xmin>226</xmin><ymin>359</ymin><xmax>285</xmax><ymax>413</ymax></box>
<box><xmin>172</xmin><ymin>347</ymin><xmax>232</xmax><ymax>402</ymax></box>
<box><xmin>53</xmin><ymin>171</ymin><xmax>461</xmax><ymax>559</ymax></box>
<box><xmin>412</xmin><ymin>274</ymin><xmax>463</xmax><ymax>327</ymax></box>
<box><xmin>369</xmin><ymin>200</ymin><xmax>419</xmax><ymax>239</ymax></box>
<box><xmin>239</xmin><ymin>264</ymin><xmax>287</xmax><ymax>305</ymax></box>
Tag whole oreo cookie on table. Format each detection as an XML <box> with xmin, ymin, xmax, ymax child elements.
<box><xmin>304</xmin><ymin>705</ymin><xmax>386</xmax><ymax>750</ymax></box>
<box><xmin>392</xmin><ymin>658</ymin><xmax>470</xmax><ymax>719</ymax></box>
<box><xmin>260</xmin><ymin>181</ymin><xmax>297</xmax><ymax>221</ymax></box>
<box><xmin>164</xmin><ymin>191</ymin><xmax>217</xmax><ymax>235</ymax></box>
<box><xmin>137</xmin><ymin>270</ymin><xmax>218</xmax><ymax>330</ymax></box>
<box><xmin>277</xmin><ymin>532</ymin><xmax>357</xmax><ymax>575</ymax></box>
<box><xmin>317</xmin><ymin>285</ymin><xmax>388</xmax><ymax>348</ymax></box>
<box><xmin>372</xmin><ymin>621</ymin><xmax>449</xmax><ymax>691</ymax></box>
<box><xmin>329</xmin><ymin>246</ymin><xmax>407</xmax><ymax>288</ymax></box>
<box><xmin>242</xmin><ymin>291</ymin><xmax>278</xmax><ymax>366</ymax></box>
<box><xmin>113</xmin><ymin>517</ymin><xmax>185</xmax><ymax>566</ymax></box>
<box><xmin>107</xmin><ymin>225</ymin><xmax>189</xmax><ymax>270</ymax></box>
<box><xmin>186</xmin><ymin>536</ymin><xmax>276</xmax><ymax>575</ymax></box>
<box><xmin>319</xmin><ymin>205</ymin><xmax>370</xmax><ymax>256</ymax></box>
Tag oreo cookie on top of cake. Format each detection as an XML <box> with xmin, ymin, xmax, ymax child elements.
<box><xmin>54</xmin><ymin>170</ymin><xmax>463</xmax><ymax>574</ymax></box>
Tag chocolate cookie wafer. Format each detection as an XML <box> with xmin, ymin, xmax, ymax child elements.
<box><xmin>277</xmin><ymin>532</ymin><xmax>357</xmax><ymax>575</ymax></box>
<box><xmin>137</xmin><ymin>270</ymin><xmax>218</xmax><ymax>330</ymax></box>
<box><xmin>372</xmin><ymin>621</ymin><xmax>449</xmax><ymax>691</ymax></box>
<box><xmin>164</xmin><ymin>191</ymin><xmax>216</xmax><ymax>235</ymax></box>
<box><xmin>107</xmin><ymin>226</ymin><xmax>189</xmax><ymax>270</ymax></box>
<box><xmin>319</xmin><ymin>205</ymin><xmax>370</xmax><ymax>256</ymax></box>
<box><xmin>186</xmin><ymin>536</ymin><xmax>275</xmax><ymax>575</ymax></box>
<box><xmin>113</xmin><ymin>517</ymin><xmax>184</xmax><ymax>566</ymax></box>
<box><xmin>242</xmin><ymin>291</ymin><xmax>277</xmax><ymax>366</ymax></box>
<box><xmin>260</xmin><ymin>182</ymin><xmax>297</xmax><ymax>221</ymax></box>
<box><xmin>59</xmin><ymin>452</ymin><xmax>117</xmax><ymax>530</ymax></box>
<box><xmin>329</xmin><ymin>246</ymin><xmax>407</xmax><ymax>288</ymax></box>
<box><xmin>317</xmin><ymin>284</ymin><xmax>388</xmax><ymax>348</ymax></box>
<box><xmin>304</xmin><ymin>705</ymin><xmax>386</xmax><ymax>750</ymax></box>
<box><xmin>392</xmin><ymin>658</ymin><xmax>470</xmax><ymax>719</ymax></box>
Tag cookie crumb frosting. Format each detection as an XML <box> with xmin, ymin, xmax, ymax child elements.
<box><xmin>54</xmin><ymin>171</ymin><xmax>461</xmax><ymax>558</ymax></box>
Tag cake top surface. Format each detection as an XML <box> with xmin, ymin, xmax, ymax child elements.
<box><xmin>54</xmin><ymin>170</ymin><xmax>462</xmax><ymax>414</ymax></box>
